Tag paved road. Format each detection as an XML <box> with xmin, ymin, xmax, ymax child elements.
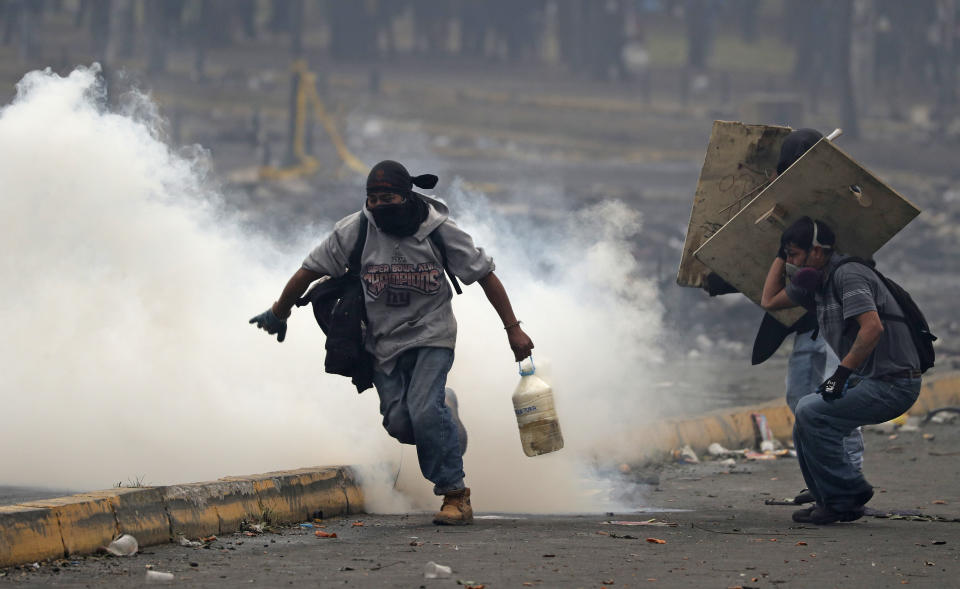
<box><xmin>3</xmin><ymin>419</ymin><xmax>959</xmax><ymax>587</ymax></box>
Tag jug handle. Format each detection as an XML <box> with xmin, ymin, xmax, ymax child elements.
<box><xmin>518</xmin><ymin>355</ymin><xmax>536</xmax><ymax>376</ymax></box>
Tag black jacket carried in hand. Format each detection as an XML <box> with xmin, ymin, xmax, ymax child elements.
<box><xmin>297</xmin><ymin>221</ymin><xmax>375</xmax><ymax>393</ymax></box>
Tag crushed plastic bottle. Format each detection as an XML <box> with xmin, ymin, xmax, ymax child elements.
<box><xmin>105</xmin><ymin>534</ymin><xmax>138</xmax><ymax>556</ymax></box>
<box><xmin>512</xmin><ymin>356</ymin><xmax>564</xmax><ymax>457</ymax></box>
<box><xmin>423</xmin><ymin>561</ymin><xmax>452</xmax><ymax>579</ymax></box>
<box><xmin>145</xmin><ymin>570</ymin><xmax>174</xmax><ymax>583</ymax></box>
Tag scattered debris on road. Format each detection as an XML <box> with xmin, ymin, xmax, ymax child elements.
<box><xmin>603</xmin><ymin>519</ymin><xmax>677</xmax><ymax>527</ymax></box>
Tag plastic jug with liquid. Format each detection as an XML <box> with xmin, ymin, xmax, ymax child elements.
<box><xmin>512</xmin><ymin>356</ymin><xmax>564</xmax><ymax>457</ymax></box>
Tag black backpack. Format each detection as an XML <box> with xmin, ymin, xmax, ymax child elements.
<box><xmin>826</xmin><ymin>257</ymin><xmax>936</xmax><ymax>373</ymax></box>
<box><xmin>296</xmin><ymin>218</ymin><xmax>462</xmax><ymax>393</ymax></box>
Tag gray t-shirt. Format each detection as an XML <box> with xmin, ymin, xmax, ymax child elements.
<box><xmin>302</xmin><ymin>194</ymin><xmax>495</xmax><ymax>374</ymax></box>
<box><xmin>789</xmin><ymin>253</ymin><xmax>919</xmax><ymax>378</ymax></box>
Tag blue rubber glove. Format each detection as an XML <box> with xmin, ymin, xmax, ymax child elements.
<box><xmin>249</xmin><ymin>308</ymin><xmax>287</xmax><ymax>342</ymax></box>
<box><xmin>817</xmin><ymin>365</ymin><xmax>852</xmax><ymax>401</ymax></box>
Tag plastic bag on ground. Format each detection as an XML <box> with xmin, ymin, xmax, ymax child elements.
<box><xmin>105</xmin><ymin>534</ymin><xmax>138</xmax><ymax>556</ymax></box>
<box><xmin>424</xmin><ymin>561</ymin><xmax>452</xmax><ymax>579</ymax></box>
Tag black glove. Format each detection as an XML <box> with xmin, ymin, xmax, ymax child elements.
<box><xmin>249</xmin><ymin>308</ymin><xmax>287</xmax><ymax>342</ymax></box>
<box><xmin>817</xmin><ymin>366</ymin><xmax>852</xmax><ymax>401</ymax></box>
<box><xmin>777</xmin><ymin>236</ymin><xmax>788</xmax><ymax>260</ymax></box>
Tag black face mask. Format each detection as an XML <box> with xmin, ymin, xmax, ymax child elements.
<box><xmin>368</xmin><ymin>195</ymin><xmax>428</xmax><ymax>237</ymax></box>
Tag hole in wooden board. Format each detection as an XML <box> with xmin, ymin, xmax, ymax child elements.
<box><xmin>850</xmin><ymin>184</ymin><xmax>872</xmax><ymax>207</ymax></box>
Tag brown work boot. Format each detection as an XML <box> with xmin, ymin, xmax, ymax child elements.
<box><xmin>433</xmin><ymin>488</ymin><xmax>473</xmax><ymax>526</ymax></box>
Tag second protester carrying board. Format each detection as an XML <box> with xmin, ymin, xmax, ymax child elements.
<box><xmin>693</xmin><ymin>136</ymin><xmax>921</xmax><ymax>326</ymax></box>
<box><xmin>677</xmin><ymin>121</ymin><xmax>792</xmax><ymax>289</ymax></box>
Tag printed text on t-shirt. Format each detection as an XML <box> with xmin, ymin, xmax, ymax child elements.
<box><xmin>363</xmin><ymin>261</ymin><xmax>444</xmax><ymax>300</ymax></box>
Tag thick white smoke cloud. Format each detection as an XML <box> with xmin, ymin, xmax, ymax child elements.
<box><xmin>0</xmin><ymin>66</ymin><xmax>382</xmax><ymax>491</ymax></box>
<box><xmin>0</xmin><ymin>66</ymin><xmax>666</xmax><ymax>513</ymax></box>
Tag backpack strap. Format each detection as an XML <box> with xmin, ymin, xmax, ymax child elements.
<box><xmin>429</xmin><ymin>231</ymin><xmax>463</xmax><ymax>295</ymax></box>
<box><xmin>346</xmin><ymin>217</ymin><xmax>368</xmax><ymax>278</ymax></box>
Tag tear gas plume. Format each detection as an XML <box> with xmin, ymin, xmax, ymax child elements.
<box><xmin>0</xmin><ymin>66</ymin><xmax>666</xmax><ymax>513</ymax></box>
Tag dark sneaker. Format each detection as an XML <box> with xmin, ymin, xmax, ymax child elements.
<box><xmin>792</xmin><ymin>505</ymin><xmax>865</xmax><ymax>524</ymax></box>
<box><xmin>838</xmin><ymin>505</ymin><xmax>866</xmax><ymax>522</ymax></box>
<box><xmin>791</xmin><ymin>505</ymin><xmax>816</xmax><ymax>522</ymax></box>
<box><xmin>445</xmin><ymin>387</ymin><xmax>468</xmax><ymax>456</ymax></box>
<box><xmin>793</xmin><ymin>489</ymin><xmax>815</xmax><ymax>504</ymax></box>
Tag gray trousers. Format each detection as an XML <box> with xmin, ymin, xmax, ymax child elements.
<box><xmin>793</xmin><ymin>375</ymin><xmax>920</xmax><ymax>512</ymax></box>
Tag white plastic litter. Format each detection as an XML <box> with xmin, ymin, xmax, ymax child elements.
<box><xmin>424</xmin><ymin>561</ymin><xmax>452</xmax><ymax>579</ymax></box>
<box><xmin>178</xmin><ymin>535</ymin><xmax>202</xmax><ymax>547</ymax></box>
<box><xmin>675</xmin><ymin>444</ymin><xmax>699</xmax><ymax>464</ymax></box>
<box><xmin>105</xmin><ymin>534</ymin><xmax>139</xmax><ymax>556</ymax></box>
<box><xmin>145</xmin><ymin>570</ymin><xmax>174</xmax><ymax>583</ymax></box>
<box><xmin>718</xmin><ymin>458</ymin><xmax>737</xmax><ymax>467</ymax></box>
<box><xmin>707</xmin><ymin>442</ymin><xmax>729</xmax><ymax>456</ymax></box>
<box><xmin>930</xmin><ymin>412</ymin><xmax>958</xmax><ymax>424</ymax></box>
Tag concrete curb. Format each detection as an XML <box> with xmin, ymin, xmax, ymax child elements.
<box><xmin>0</xmin><ymin>466</ymin><xmax>364</xmax><ymax>568</ymax></box>
<box><xmin>4</xmin><ymin>372</ymin><xmax>958</xmax><ymax>569</ymax></box>
<box><xmin>620</xmin><ymin>370</ymin><xmax>960</xmax><ymax>464</ymax></box>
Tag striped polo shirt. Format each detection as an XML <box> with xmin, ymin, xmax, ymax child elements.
<box><xmin>788</xmin><ymin>253</ymin><xmax>919</xmax><ymax>378</ymax></box>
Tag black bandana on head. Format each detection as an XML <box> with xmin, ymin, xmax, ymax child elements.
<box><xmin>366</xmin><ymin>160</ymin><xmax>438</xmax><ymax>197</ymax></box>
<box><xmin>369</xmin><ymin>193</ymin><xmax>429</xmax><ymax>237</ymax></box>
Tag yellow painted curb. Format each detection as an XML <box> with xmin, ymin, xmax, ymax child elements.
<box><xmin>81</xmin><ymin>488</ymin><xmax>171</xmax><ymax>547</ymax></box>
<box><xmin>0</xmin><ymin>505</ymin><xmax>64</xmax><ymax>565</ymax></box>
<box><xmin>340</xmin><ymin>467</ymin><xmax>365</xmax><ymax>515</ymax></box>
<box><xmin>162</xmin><ymin>481</ymin><xmax>243</xmax><ymax>540</ymax></box>
<box><xmin>909</xmin><ymin>372</ymin><xmax>960</xmax><ymax>415</ymax></box>
<box><xmin>223</xmin><ymin>465</ymin><xmax>354</xmax><ymax>525</ymax></box>
<box><xmin>620</xmin><ymin>370</ymin><xmax>960</xmax><ymax>464</ymax></box>
<box><xmin>19</xmin><ymin>495</ymin><xmax>116</xmax><ymax>557</ymax></box>
<box><xmin>0</xmin><ymin>466</ymin><xmax>364</xmax><ymax>568</ymax></box>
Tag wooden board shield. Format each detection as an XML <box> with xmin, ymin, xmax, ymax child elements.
<box><xmin>677</xmin><ymin>121</ymin><xmax>792</xmax><ymax>288</ymax></box>
<box><xmin>693</xmin><ymin>137</ymin><xmax>922</xmax><ymax>326</ymax></box>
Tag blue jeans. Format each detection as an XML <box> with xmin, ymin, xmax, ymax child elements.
<box><xmin>373</xmin><ymin>347</ymin><xmax>464</xmax><ymax>496</ymax></box>
<box><xmin>793</xmin><ymin>375</ymin><xmax>920</xmax><ymax>512</ymax></box>
<box><xmin>787</xmin><ymin>332</ymin><xmax>864</xmax><ymax>471</ymax></box>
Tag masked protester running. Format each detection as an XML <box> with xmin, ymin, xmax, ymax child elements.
<box><xmin>760</xmin><ymin>217</ymin><xmax>921</xmax><ymax>525</ymax></box>
<box><xmin>250</xmin><ymin>160</ymin><xmax>535</xmax><ymax>525</ymax></box>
